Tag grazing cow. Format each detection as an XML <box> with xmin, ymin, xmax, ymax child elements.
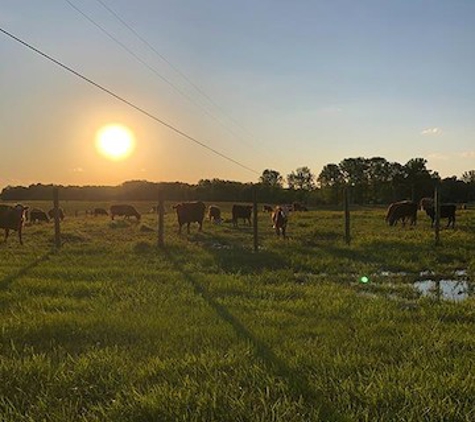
<box><xmin>0</xmin><ymin>204</ymin><xmax>29</xmax><ymax>245</ymax></box>
<box><xmin>93</xmin><ymin>208</ymin><xmax>108</xmax><ymax>217</ymax></box>
<box><xmin>272</xmin><ymin>206</ymin><xmax>288</xmax><ymax>238</ymax></box>
<box><xmin>208</xmin><ymin>205</ymin><xmax>222</xmax><ymax>224</ymax></box>
<box><xmin>424</xmin><ymin>204</ymin><xmax>456</xmax><ymax>228</ymax></box>
<box><xmin>29</xmin><ymin>208</ymin><xmax>49</xmax><ymax>223</ymax></box>
<box><xmin>110</xmin><ymin>204</ymin><xmax>141</xmax><ymax>221</ymax></box>
<box><xmin>232</xmin><ymin>204</ymin><xmax>253</xmax><ymax>227</ymax></box>
<box><xmin>263</xmin><ymin>205</ymin><xmax>273</xmax><ymax>213</ymax></box>
<box><xmin>173</xmin><ymin>201</ymin><xmax>206</xmax><ymax>234</ymax></box>
<box><xmin>292</xmin><ymin>202</ymin><xmax>308</xmax><ymax>212</ymax></box>
<box><xmin>48</xmin><ymin>208</ymin><xmax>65</xmax><ymax>221</ymax></box>
<box><xmin>386</xmin><ymin>201</ymin><xmax>417</xmax><ymax>227</ymax></box>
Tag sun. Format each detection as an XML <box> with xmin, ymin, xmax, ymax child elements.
<box><xmin>95</xmin><ymin>124</ymin><xmax>135</xmax><ymax>160</ymax></box>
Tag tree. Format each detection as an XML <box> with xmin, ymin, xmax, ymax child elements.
<box><xmin>403</xmin><ymin>158</ymin><xmax>438</xmax><ymax>201</ymax></box>
<box><xmin>287</xmin><ymin>166</ymin><xmax>315</xmax><ymax>191</ymax></box>
<box><xmin>259</xmin><ymin>169</ymin><xmax>283</xmax><ymax>187</ymax></box>
<box><xmin>317</xmin><ymin>164</ymin><xmax>344</xmax><ymax>204</ymax></box>
<box><xmin>462</xmin><ymin>170</ymin><xmax>475</xmax><ymax>184</ymax></box>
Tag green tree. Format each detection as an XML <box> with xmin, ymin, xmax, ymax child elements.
<box><xmin>287</xmin><ymin>166</ymin><xmax>315</xmax><ymax>191</ymax></box>
<box><xmin>259</xmin><ymin>169</ymin><xmax>283</xmax><ymax>187</ymax></box>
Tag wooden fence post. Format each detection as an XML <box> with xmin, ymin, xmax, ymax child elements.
<box><xmin>434</xmin><ymin>184</ymin><xmax>440</xmax><ymax>246</ymax></box>
<box><xmin>253</xmin><ymin>187</ymin><xmax>259</xmax><ymax>252</ymax></box>
<box><xmin>53</xmin><ymin>186</ymin><xmax>61</xmax><ymax>248</ymax></box>
<box><xmin>344</xmin><ymin>186</ymin><xmax>351</xmax><ymax>245</ymax></box>
<box><xmin>157</xmin><ymin>191</ymin><xmax>164</xmax><ymax>248</ymax></box>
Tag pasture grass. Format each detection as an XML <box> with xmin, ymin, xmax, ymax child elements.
<box><xmin>0</xmin><ymin>201</ymin><xmax>474</xmax><ymax>420</ymax></box>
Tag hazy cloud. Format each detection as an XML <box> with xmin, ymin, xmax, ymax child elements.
<box><xmin>71</xmin><ymin>167</ymin><xmax>84</xmax><ymax>173</ymax></box>
<box><xmin>421</xmin><ymin>127</ymin><xmax>443</xmax><ymax>136</ymax></box>
<box><xmin>459</xmin><ymin>151</ymin><xmax>475</xmax><ymax>158</ymax></box>
<box><xmin>427</xmin><ymin>153</ymin><xmax>449</xmax><ymax>161</ymax></box>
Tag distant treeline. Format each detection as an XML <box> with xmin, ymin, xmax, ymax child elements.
<box><xmin>2</xmin><ymin>157</ymin><xmax>475</xmax><ymax>205</ymax></box>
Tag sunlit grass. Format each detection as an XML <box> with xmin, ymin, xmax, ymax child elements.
<box><xmin>0</xmin><ymin>202</ymin><xmax>474</xmax><ymax>420</ymax></box>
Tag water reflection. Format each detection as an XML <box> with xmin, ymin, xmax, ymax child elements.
<box><xmin>414</xmin><ymin>280</ymin><xmax>470</xmax><ymax>301</ymax></box>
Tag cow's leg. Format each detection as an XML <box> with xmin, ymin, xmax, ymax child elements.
<box><xmin>198</xmin><ymin>220</ymin><xmax>203</xmax><ymax>232</ymax></box>
<box><xmin>178</xmin><ymin>224</ymin><xmax>182</xmax><ymax>234</ymax></box>
<box><xmin>187</xmin><ymin>223</ymin><xmax>191</xmax><ymax>234</ymax></box>
<box><xmin>4</xmin><ymin>228</ymin><xmax>9</xmax><ymax>243</ymax></box>
<box><xmin>18</xmin><ymin>228</ymin><xmax>23</xmax><ymax>245</ymax></box>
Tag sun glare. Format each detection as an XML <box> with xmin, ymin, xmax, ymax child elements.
<box><xmin>96</xmin><ymin>124</ymin><xmax>135</xmax><ymax>161</ymax></box>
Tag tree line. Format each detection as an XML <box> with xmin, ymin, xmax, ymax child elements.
<box><xmin>2</xmin><ymin>157</ymin><xmax>475</xmax><ymax>206</ymax></box>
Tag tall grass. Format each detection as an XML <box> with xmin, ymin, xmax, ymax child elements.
<box><xmin>0</xmin><ymin>202</ymin><xmax>474</xmax><ymax>420</ymax></box>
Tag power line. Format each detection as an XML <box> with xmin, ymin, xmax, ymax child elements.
<box><xmin>90</xmin><ymin>0</ymin><xmax>278</xmax><ymax>163</ymax></box>
<box><xmin>0</xmin><ymin>26</ymin><xmax>260</xmax><ymax>176</ymax></box>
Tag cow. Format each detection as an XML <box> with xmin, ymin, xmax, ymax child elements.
<box><xmin>93</xmin><ymin>208</ymin><xmax>109</xmax><ymax>217</ymax></box>
<box><xmin>0</xmin><ymin>204</ymin><xmax>29</xmax><ymax>245</ymax></box>
<box><xmin>272</xmin><ymin>206</ymin><xmax>288</xmax><ymax>238</ymax></box>
<box><xmin>419</xmin><ymin>197</ymin><xmax>434</xmax><ymax>211</ymax></box>
<box><xmin>29</xmin><ymin>208</ymin><xmax>49</xmax><ymax>223</ymax></box>
<box><xmin>208</xmin><ymin>205</ymin><xmax>222</xmax><ymax>224</ymax></box>
<box><xmin>232</xmin><ymin>204</ymin><xmax>253</xmax><ymax>227</ymax></box>
<box><xmin>424</xmin><ymin>204</ymin><xmax>456</xmax><ymax>228</ymax></box>
<box><xmin>173</xmin><ymin>201</ymin><xmax>206</xmax><ymax>234</ymax></box>
<box><xmin>110</xmin><ymin>204</ymin><xmax>141</xmax><ymax>221</ymax></box>
<box><xmin>386</xmin><ymin>201</ymin><xmax>417</xmax><ymax>227</ymax></box>
<box><xmin>48</xmin><ymin>208</ymin><xmax>65</xmax><ymax>221</ymax></box>
<box><xmin>263</xmin><ymin>205</ymin><xmax>273</xmax><ymax>213</ymax></box>
<box><xmin>292</xmin><ymin>202</ymin><xmax>308</xmax><ymax>212</ymax></box>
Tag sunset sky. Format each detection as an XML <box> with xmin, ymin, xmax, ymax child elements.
<box><xmin>1</xmin><ymin>0</ymin><xmax>474</xmax><ymax>189</ymax></box>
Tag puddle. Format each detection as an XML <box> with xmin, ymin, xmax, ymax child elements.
<box><xmin>414</xmin><ymin>280</ymin><xmax>470</xmax><ymax>301</ymax></box>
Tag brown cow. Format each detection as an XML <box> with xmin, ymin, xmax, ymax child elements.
<box><xmin>232</xmin><ymin>204</ymin><xmax>253</xmax><ymax>227</ymax></box>
<box><xmin>93</xmin><ymin>208</ymin><xmax>109</xmax><ymax>217</ymax></box>
<box><xmin>263</xmin><ymin>205</ymin><xmax>273</xmax><ymax>213</ymax></box>
<box><xmin>208</xmin><ymin>205</ymin><xmax>222</xmax><ymax>224</ymax></box>
<box><xmin>272</xmin><ymin>206</ymin><xmax>288</xmax><ymax>238</ymax></box>
<box><xmin>419</xmin><ymin>197</ymin><xmax>434</xmax><ymax>211</ymax></box>
<box><xmin>110</xmin><ymin>204</ymin><xmax>141</xmax><ymax>221</ymax></box>
<box><xmin>292</xmin><ymin>202</ymin><xmax>308</xmax><ymax>212</ymax></box>
<box><xmin>386</xmin><ymin>201</ymin><xmax>417</xmax><ymax>227</ymax></box>
<box><xmin>0</xmin><ymin>204</ymin><xmax>29</xmax><ymax>245</ymax></box>
<box><xmin>173</xmin><ymin>201</ymin><xmax>206</xmax><ymax>234</ymax></box>
<box><xmin>29</xmin><ymin>208</ymin><xmax>49</xmax><ymax>223</ymax></box>
<box><xmin>48</xmin><ymin>208</ymin><xmax>65</xmax><ymax>221</ymax></box>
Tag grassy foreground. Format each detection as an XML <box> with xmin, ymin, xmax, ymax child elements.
<box><xmin>0</xmin><ymin>202</ymin><xmax>474</xmax><ymax>421</ymax></box>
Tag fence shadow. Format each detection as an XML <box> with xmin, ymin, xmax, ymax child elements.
<box><xmin>0</xmin><ymin>250</ymin><xmax>55</xmax><ymax>290</ymax></box>
<box><xmin>164</xmin><ymin>249</ymin><xmax>344</xmax><ymax>421</ymax></box>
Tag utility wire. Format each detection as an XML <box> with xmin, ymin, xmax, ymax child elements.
<box><xmin>0</xmin><ymin>26</ymin><xmax>259</xmax><ymax>175</ymax></box>
<box><xmin>90</xmin><ymin>0</ymin><xmax>277</xmax><ymax>162</ymax></box>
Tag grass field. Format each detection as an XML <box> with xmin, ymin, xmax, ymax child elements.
<box><xmin>1</xmin><ymin>201</ymin><xmax>474</xmax><ymax>421</ymax></box>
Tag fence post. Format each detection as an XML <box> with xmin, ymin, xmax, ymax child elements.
<box><xmin>157</xmin><ymin>191</ymin><xmax>164</xmax><ymax>248</ymax></box>
<box><xmin>53</xmin><ymin>186</ymin><xmax>61</xmax><ymax>248</ymax></box>
<box><xmin>253</xmin><ymin>187</ymin><xmax>259</xmax><ymax>252</ymax></box>
<box><xmin>434</xmin><ymin>184</ymin><xmax>440</xmax><ymax>246</ymax></box>
<box><xmin>344</xmin><ymin>187</ymin><xmax>351</xmax><ymax>245</ymax></box>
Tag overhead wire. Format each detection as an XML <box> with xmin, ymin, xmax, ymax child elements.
<box><xmin>0</xmin><ymin>26</ymin><xmax>260</xmax><ymax>176</ymax></box>
<box><xmin>77</xmin><ymin>0</ymin><xmax>278</xmax><ymax>164</ymax></box>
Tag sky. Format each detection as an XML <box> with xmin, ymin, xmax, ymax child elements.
<box><xmin>1</xmin><ymin>0</ymin><xmax>474</xmax><ymax>189</ymax></box>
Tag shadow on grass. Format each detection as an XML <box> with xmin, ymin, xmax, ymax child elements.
<box><xmin>164</xmin><ymin>248</ymin><xmax>345</xmax><ymax>422</ymax></box>
<box><xmin>0</xmin><ymin>250</ymin><xmax>55</xmax><ymax>290</ymax></box>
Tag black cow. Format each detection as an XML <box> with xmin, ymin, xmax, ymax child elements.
<box><xmin>263</xmin><ymin>205</ymin><xmax>273</xmax><ymax>213</ymax></box>
<box><xmin>0</xmin><ymin>204</ymin><xmax>29</xmax><ymax>245</ymax></box>
<box><xmin>29</xmin><ymin>208</ymin><xmax>49</xmax><ymax>223</ymax></box>
<box><xmin>232</xmin><ymin>204</ymin><xmax>253</xmax><ymax>227</ymax></box>
<box><xmin>208</xmin><ymin>205</ymin><xmax>222</xmax><ymax>224</ymax></box>
<box><xmin>173</xmin><ymin>201</ymin><xmax>206</xmax><ymax>234</ymax></box>
<box><xmin>110</xmin><ymin>204</ymin><xmax>141</xmax><ymax>221</ymax></box>
<box><xmin>48</xmin><ymin>208</ymin><xmax>65</xmax><ymax>221</ymax></box>
<box><xmin>272</xmin><ymin>206</ymin><xmax>288</xmax><ymax>238</ymax></box>
<box><xmin>424</xmin><ymin>204</ymin><xmax>456</xmax><ymax>228</ymax></box>
<box><xmin>386</xmin><ymin>201</ymin><xmax>417</xmax><ymax>227</ymax></box>
<box><xmin>292</xmin><ymin>202</ymin><xmax>308</xmax><ymax>212</ymax></box>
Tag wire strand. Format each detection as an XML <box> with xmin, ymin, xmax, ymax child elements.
<box><xmin>0</xmin><ymin>26</ymin><xmax>260</xmax><ymax>175</ymax></box>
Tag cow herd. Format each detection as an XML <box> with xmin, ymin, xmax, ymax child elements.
<box><xmin>0</xmin><ymin>197</ymin><xmax>462</xmax><ymax>245</ymax></box>
<box><xmin>385</xmin><ymin>198</ymin><xmax>457</xmax><ymax>229</ymax></box>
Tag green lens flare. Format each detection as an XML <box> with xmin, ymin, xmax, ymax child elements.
<box><xmin>360</xmin><ymin>276</ymin><xmax>369</xmax><ymax>283</ymax></box>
